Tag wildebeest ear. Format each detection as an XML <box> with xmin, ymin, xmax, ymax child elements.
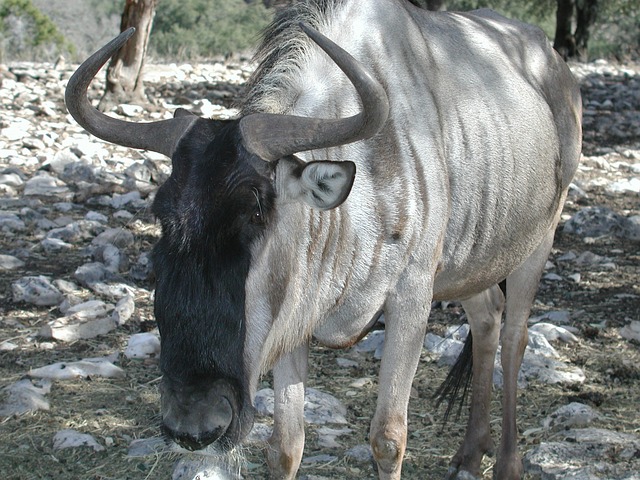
<box><xmin>280</xmin><ymin>157</ymin><xmax>356</xmax><ymax>210</ymax></box>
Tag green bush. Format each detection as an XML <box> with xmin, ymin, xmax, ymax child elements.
<box><xmin>0</xmin><ymin>0</ymin><xmax>74</xmax><ymax>60</ymax></box>
<box><xmin>150</xmin><ymin>0</ymin><xmax>272</xmax><ymax>59</ymax></box>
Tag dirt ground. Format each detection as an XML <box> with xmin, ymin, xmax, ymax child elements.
<box><xmin>1</xmin><ymin>64</ymin><xmax>639</xmax><ymax>480</ymax></box>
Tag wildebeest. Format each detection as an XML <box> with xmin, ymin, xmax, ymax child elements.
<box><xmin>65</xmin><ymin>0</ymin><xmax>582</xmax><ymax>478</ymax></box>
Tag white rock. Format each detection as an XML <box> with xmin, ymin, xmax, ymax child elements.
<box><xmin>0</xmin><ymin>212</ymin><xmax>26</xmax><ymax>232</ymax></box>
<box><xmin>89</xmin><ymin>281</ymin><xmax>138</xmax><ymax>299</ymax></box>
<box><xmin>524</xmin><ymin>428</ymin><xmax>640</xmax><ymax>479</ymax></box>
<box><xmin>23</xmin><ymin>172</ymin><xmax>71</xmax><ymax>198</ymax></box>
<box><xmin>53</xmin><ymin>429</ymin><xmax>105</xmax><ymax>452</ymax></box>
<box><xmin>0</xmin><ymin>172</ymin><xmax>24</xmax><ymax>187</ymax></box>
<box><xmin>12</xmin><ymin>275</ymin><xmax>64</xmax><ymax>306</ymax></box>
<box><xmin>542</xmin><ymin>402</ymin><xmax>601</xmax><ymax>431</ymax></box>
<box><xmin>354</xmin><ymin>330</ymin><xmax>385</xmax><ymax>359</ymax></box>
<box><xmin>255</xmin><ymin>387</ymin><xmax>347</xmax><ymax>425</ymax></box>
<box><xmin>29</xmin><ymin>358</ymin><xmax>124</xmax><ymax>379</ymax></box>
<box><xmin>619</xmin><ymin>321</ymin><xmax>640</xmax><ymax>342</ymax></box>
<box><xmin>92</xmin><ymin>227</ymin><xmax>135</xmax><ymax>248</ymax></box>
<box><xmin>74</xmin><ymin>262</ymin><xmax>111</xmax><ymax>286</ymax></box>
<box><xmin>39</xmin><ymin>316</ymin><xmax>118</xmax><ymax>341</ymax></box>
<box><xmin>172</xmin><ymin>457</ymin><xmax>242</xmax><ymax>480</ymax></box>
<box><xmin>2</xmin><ymin>123</ymin><xmax>31</xmax><ymax>141</ymax></box>
<box><xmin>605</xmin><ymin>177</ymin><xmax>640</xmax><ymax>194</ymax></box>
<box><xmin>528</xmin><ymin>310</ymin><xmax>572</xmax><ymax>325</ymax></box>
<box><xmin>316</xmin><ymin>426</ymin><xmax>353</xmax><ymax>448</ymax></box>
<box><xmin>112</xmin><ymin>294</ymin><xmax>136</xmax><ymax>325</ymax></box>
<box><xmin>117</xmin><ymin>104</ymin><xmax>143</xmax><ymax>117</ymax></box>
<box><xmin>46</xmin><ymin>148</ymin><xmax>79</xmax><ymax>174</ymax></box>
<box><xmin>127</xmin><ymin>437</ymin><xmax>173</xmax><ymax>457</ymax></box>
<box><xmin>0</xmin><ymin>378</ymin><xmax>52</xmax><ymax>417</ymax></box>
<box><xmin>0</xmin><ymin>254</ymin><xmax>25</xmax><ymax>270</ymax></box>
<box><xmin>85</xmin><ymin>211</ymin><xmax>108</xmax><ymax>223</ymax></box>
<box><xmin>424</xmin><ymin>333</ymin><xmax>465</xmax><ymax>366</ymax></box>
<box><xmin>529</xmin><ymin>322</ymin><xmax>579</xmax><ymax>343</ymax></box>
<box><xmin>67</xmin><ymin>300</ymin><xmax>114</xmax><ymax>318</ymax></box>
<box><xmin>41</xmin><ymin>237</ymin><xmax>73</xmax><ymax>252</ymax></box>
<box><xmin>111</xmin><ymin>191</ymin><xmax>141</xmax><ymax>209</ymax></box>
<box><xmin>124</xmin><ymin>332</ymin><xmax>160</xmax><ymax>359</ymax></box>
<box><xmin>345</xmin><ymin>444</ymin><xmax>374</xmax><ymax>463</ymax></box>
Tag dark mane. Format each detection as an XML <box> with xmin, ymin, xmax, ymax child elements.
<box><xmin>241</xmin><ymin>0</ymin><xmax>347</xmax><ymax>115</ymax></box>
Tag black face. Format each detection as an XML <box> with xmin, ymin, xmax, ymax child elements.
<box><xmin>151</xmin><ymin>119</ymin><xmax>275</xmax><ymax>450</ymax></box>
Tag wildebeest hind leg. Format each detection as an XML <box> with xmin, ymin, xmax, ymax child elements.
<box><xmin>446</xmin><ymin>284</ymin><xmax>504</xmax><ymax>479</ymax></box>
<box><xmin>266</xmin><ymin>343</ymin><xmax>309</xmax><ymax>479</ymax></box>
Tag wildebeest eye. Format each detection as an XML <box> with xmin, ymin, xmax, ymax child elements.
<box><xmin>251</xmin><ymin>209</ymin><xmax>264</xmax><ymax>224</ymax></box>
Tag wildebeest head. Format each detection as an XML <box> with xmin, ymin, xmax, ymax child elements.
<box><xmin>65</xmin><ymin>25</ymin><xmax>388</xmax><ymax>451</ymax></box>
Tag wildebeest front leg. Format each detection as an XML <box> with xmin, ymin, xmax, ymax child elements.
<box><xmin>496</xmin><ymin>224</ymin><xmax>558</xmax><ymax>480</ymax></box>
<box><xmin>370</xmin><ymin>273</ymin><xmax>432</xmax><ymax>479</ymax></box>
<box><xmin>447</xmin><ymin>284</ymin><xmax>504</xmax><ymax>480</ymax></box>
<box><xmin>266</xmin><ymin>343</ymin><xmax>309</xmax><ymax>479</ymax></box>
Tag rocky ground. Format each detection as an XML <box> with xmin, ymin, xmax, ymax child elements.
<box><xmin>0</xmin><ymin>56</ymin><xmax>639</xmax><ymax>480</ymax></box>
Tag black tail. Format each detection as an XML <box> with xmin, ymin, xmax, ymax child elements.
<box><xmin>433</xmin><ymin>331</ymin><xmax>473</xmax><ymax>424</ymax></box>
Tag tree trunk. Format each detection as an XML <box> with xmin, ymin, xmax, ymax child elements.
<box><xmin>98</xmin><ymin>0</ymin><xmax>158</xmax><ymax>112</ymax></box>
<box><xmin>553</xmin><ymin>0</ymin><xmax>577</xmax><ymax>60</ymax></box>
<box><xmin>575</xmin><ymin>0</ymin><xmax>599</xmax><ymax>61</ymax></box>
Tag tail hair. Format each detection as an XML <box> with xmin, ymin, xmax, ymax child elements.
<box><xmin>432</xmin><ymin>330</ymin><xmax>473</xmax><ymax>424</ymax></box>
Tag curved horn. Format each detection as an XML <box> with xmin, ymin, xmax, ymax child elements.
<box><xmin>239</xmin><ymin>23</ymin><xmax>390</xmax><ymax>161</ymax></box>
<box><xmin>65</xmin><ymin>28</ymin><xmax>198</xmax><ymax>157</ymax></box>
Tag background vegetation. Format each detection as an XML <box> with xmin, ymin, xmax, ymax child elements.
<box><xmin>0</xmin><ymin>0</ymin><xmax>638</xmax><ymax>62</ymax></box>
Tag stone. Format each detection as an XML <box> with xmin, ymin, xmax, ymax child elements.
<box><xmin>345</xmin><ymin>444</ymin><xmax>374</xmax><ymax>463</ymax></box>
<box><xmin>92</xmin><ymin>227</ymin><xmax>135</xmax><ymax>249</ymax></box>
<box><xmin>23</xmin><ymin>172</ymin><xmax>71</xmax><ymax>199</ymax></box>
<box><xmin>85</xmin><ymin>210</ymin><xmax>108</xmax><ymax>223</ymax></box>
<box><xmin>0</xmin><ymin>212</ymin><xmax>26</xmax><ymax>232</ymax></box>
<box><xmin>301</xmin><ymin>454</ymin><xmax>339</xmax><ymax>465</ymax></box>
<box><xmin>124</xmin><ymin>332</ymin><xmax>160</xmax><ymax>359</ymax></box>
<box><xmin>39</xmin><ymin>316</ymin><xmax>118</xmax><ymax>342</ymax></box>
<box><xmin>0</xmin><ymin>172</ymin><xmax>24</xmax><ymax>187</ymax></box>
<box><xmin>53</xmin><ymin>429</ymin><xmax>105</xmax><ymax>452</ymax></box>
<box><xmin>316</xmin><ymin>426</ymin><xmax>352</xmax><ymax>448</ymax></box>
<box><xmin>12</xmin><ymin>275</ymin><xmax>64</xmax><ymax>306</ymax></box>
<box><xmin>354</xmin><ymin>330</ymin><xmax>385</xmax><ymax>359</ymax></box>
<box><xmin>563</xmin><ymin>206</ymin><xmax>639</xmax><ymax>241</ymax></box>
<box><xmin>117</xmin><ymin>104</ymin><xmax>143</xmax><ymax>117</ymax></box>
<box><xmin>619</xmin><ymin>320</ymin><xmax>640</xmax><ymax>342</ymax></box>
<box><xmin>524</xmin><ymin>428</ymin><xmax>640</xmax><ymax>479</ymax></box>
<box><xmin>41</xmin><ymin>237</ymin><xmax>73</xmax><ymax>252</ymax></box>
<box><xmin>112</xmin><ymin>295</ymin><xmax>135</xmax><ymax>325</ymax></box>
<box><xmin>529</xmin><ymin>322</ymin><xmax>579</xmax><ymax>343</ymax></box>
<box><xmin>0</xmin><ymin>254</ymin><xmax>25</xmax><ymax>270</ymax></box>
<box><xmin>74</xmin><ymin>262</ymin><xmax>112</xmax><ymax>286</ymax></box>
<box><xmin>255</xmin><ymin>387</ymin><xmax>348</xmax><ymax>425</ymax></box>
<box><xmin>127</xmin><ymin>437</ymin><xmax>173</xmax><ymax>457</ymax></box>
<box><xmin>111</xmin><ymin>191</ymin><xmax>141</xmax><ymax>209</ymax></box>
<box><xmin>0</xmin><ymin>378</ymin><xmax>52</xmax><ymax>417</ymax></box>
<box><xmin>424</xmin><ymin>333</ymin><xmax>465</xmax><ymax>366</ymax></box>
<box><xmin>46</xmin><ymin>148</ymin><xmax>79</xmax><ymax>174</ymax></box>
<box><xmin>130</xmin><ymin>252</ymin><xmax>153</xmax><ymax>281</ymax></box>
<box><xmin>29</xmin><ymin>358</ymin><xmax>124</xmax><ymax>379</ymax></box>
<box><xmin>172</xmin><ymin>457</ymin><xmax>242</xmax><ymax>480</ymax></box>
<box><xmin>542</xmin><ymin>402</ymin><xmax>601</xmax><ymax>431</ymax></box>
<box><xmin>606</xmin><ymin>177</ymin><xmax>640</xmax><ymax>194</ymax></box>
